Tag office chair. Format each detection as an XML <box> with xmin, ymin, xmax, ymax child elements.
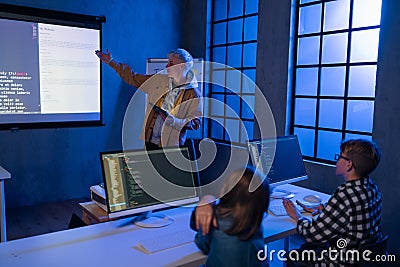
<box><xmin>355</xmin><ymin>235</ymin><xmax>389</xmax><ymax>267</ymax></box>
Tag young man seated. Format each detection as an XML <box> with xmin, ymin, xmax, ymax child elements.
<box><xmin>283</xmin><ymin>139</ymin><xmax>382</xmax><ymax>266</ymax></box>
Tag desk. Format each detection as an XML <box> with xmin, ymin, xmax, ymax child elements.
<box><xmin>0</xmin><ymin>185</ymin><xmax>329</xmax><ymax>266</ymax></box>
<box><xmin>0</xmin><ymin>207</ymin><xmax>206</xmax><ymax>267</ymax></box>
<box><xmin>79</xmin><ymin>201</ymin><xmax>112</xmax><ymax>225</ymax></box>
<box><xmin>0</xmin><ymin>165</ymin><xmax>11</xmax><ymax>243</ymax></box>
<box><xmin>263</xmin><ymin>184</ymin><xmax>330</xmax><ymax>251</ymax></box>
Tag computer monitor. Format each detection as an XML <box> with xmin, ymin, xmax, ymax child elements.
<box><xmin>247</xmin><ymin>135</ymin><xmax>308</xmax><ymax>198</ymax></box>
<box><xmin>194</xmin><ymin>139</ymin><xmax>251</xmax><ymax>198</ymax></box>
<box><xmin>100</xmin><ymin>147</ymin><xmax>199</xmax><ymax>227</ymax></box>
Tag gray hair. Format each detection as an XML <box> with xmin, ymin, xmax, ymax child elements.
<box><xmin>168</xmin><ymin>48</ymin><xmax>194</xmax><ymax>72</ymax></box>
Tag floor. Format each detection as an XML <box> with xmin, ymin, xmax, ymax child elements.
<box><xmin>4</xmin><ymin>199</ymin><xmax>303</xmax><ymax>266</ymax></box>
<box><xmin>5</xmin><ymin>197</ymin><xmax>90</xmax><ymax>241</ymax></box>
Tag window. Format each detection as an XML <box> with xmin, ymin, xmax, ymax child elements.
<box><xmin>208</xmin><ymin>0</ymin><xmax>258</xmax><ymax>144</ymax></box>
<box><xmin>290</xmin><ymin>0</ymin><xmax>382</xmax><ymax>163</ymax></box>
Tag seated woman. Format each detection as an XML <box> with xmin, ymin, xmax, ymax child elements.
<box><xmin>190</xmin><ymin>166</ymin><xmax>270</xmax><ymax>267</ymax></box>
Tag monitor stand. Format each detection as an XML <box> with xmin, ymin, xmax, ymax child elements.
<box><xmin>270</xmin><ymin>187</ymin><xmax>295</xmax><ymax>199</ymax></box>
<box><xmin>132</xmin><ymin>211</ymin><xmax>174</xmax><ymax>228</ymax></box>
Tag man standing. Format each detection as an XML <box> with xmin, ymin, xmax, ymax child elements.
<box><xmin>95</xmin><ymin>48</ymin><xmax>202</xmax><ymax>149</ymax></box>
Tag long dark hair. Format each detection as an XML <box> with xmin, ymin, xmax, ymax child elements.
<box><xmin>217</xmin><ymin>166</ymin><xmax>269</xmax><ymax>241</ymax></box>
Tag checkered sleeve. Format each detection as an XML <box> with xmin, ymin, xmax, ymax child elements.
<box><xmin>297</xmin><ymin>186</ymin><xmax>349</xmax><ymax>244</ymax></box>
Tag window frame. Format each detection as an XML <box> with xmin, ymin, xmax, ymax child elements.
<box><xmin>208</xmin><ymin>0</ymin><xmax>259</xmax><ymax>145</ymax></box>
<box><xmin>289</xmin><ymin>0</ymin><xmax>381</xmax><ymax>164</ymax></box>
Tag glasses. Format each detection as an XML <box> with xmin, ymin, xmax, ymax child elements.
<box><xmin>335</xmin><ymin>153</ymin><xmax>351</xmax><ymax>161</ymax></box>
<box><xmin>334</xmin><ymin>153</ymin><xmax>356</xmax><ymax>168</ymax></box>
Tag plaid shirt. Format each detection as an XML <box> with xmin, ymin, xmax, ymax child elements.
<box><xmin>296</xmin><ymin>177</ymin><xmax>382</xmax><ymax>266</ymax></box>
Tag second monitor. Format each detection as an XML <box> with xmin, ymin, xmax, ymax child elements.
<box><xmin>247</xmin><ymin>135</ymin><xmax>308</xmax><ymax>198</ymax></box>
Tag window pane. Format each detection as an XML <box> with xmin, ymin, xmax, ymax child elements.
<box><xmin>211</xmin><ymin>84</ymin><xmax>225</xmax><ymax>94</ymax></box>
<box><xmin>350</xmin><ymin>29</ymin><xmax>380</xmax><ymax>63</ymax></box>
<box><xmin>346</xmin><ymin>100</ymin><xmax>374</xmax><ymax>132</ymax></box>
<box><xmin>226</xmin><ymin>69</ymin><xmax>241</xmax><ymax>94</ymax></box>
<box><xmin>348</xmin><ymin>65</ymin><xmax>377</xmax><ymax>97</ymax></box>
<box><xmin>294</xmin><ymin>127</ymin><xmax>315</xmax><ymax>157</ymax></box>
<box><xmin>323</xmin><ymin>0</ymin><xmax>350</xmax><ymax>31</ymax></box>
<box><xmin>228</xmin><ymin>19</ymin><xmax>243</xmax><ymax>43</ymax></box>
<box><xmin>228</xmin><ymin>0</ymin><xmax>243</xmax><ymax>18</ymax></box>
<box><xmin>316</xmin><ymin>130</ymin><xmax>342</xmax><ymax>160</ymax></box>
<box><xmin>322</xmin><ymin>33</ymin><xmax>348</xmax><ymax>64</ymax></box>
<box><xmin>295</xmin><ymin>68</ymin><xmax>318</xmax><ymax>96</ymax></box>
<box><xmin>213</xmin><ymin>22</ymin><xmax>227</xmax><ymax>45</ymax></box>
<box><xmin>226</xmin><ymin>94</ymin><xmax>240</xmax><ymax>118</ymax></box>
<box><xmin>243</xmin><ymin>43</ymin><xmax>257</xmax><ymax>67</ymax></box>
<box><xmin>211</xmin><ymin>69</ymin><xmax>226</xmax><ymax>88</ymax></box>
<box><xmin>212</xmin><ymin>47</ymin><xmax>226</xmax><ymax>64</ymax></box>
<box><xmin>242</xmin><ymin>69</ymin><xmax>256</xmax><ymax>94</ymax></box>
<box><xmin>241</xmin><ymin>95</ymin><xmax>254</xmax><ymax>120</ymax></box>
<box><xmin>227</xmin><ymin>45</ymin><xmax>242</xmax><ymax>68</ymax></box>
<box><xmin>243</xmin><ymin>69</ymin><xmax>255</xmax><ymax>82</ymax></box>
<box><xmin>298</xmin><ymin>4</ymin><xmax>322</xmax><ymax>34</ymax></box>
<box><xmin>297</xmin><ymin>36</ymin><xmax>320</xmax><ymax>65</ymax></box>
<box><xmin>214</xmin><ymin>0</ymin><xmax>228</xmax><ymax>21</ymax></box>
<box><xmin>225</xmin><ymin>118</ymin><xmax>240</xmax><ymax>143</ymax></box>
<box><xmin>210</xmin><ymin>94</ymin><xmax>225</xmax><ymax>116</ymax></box>
<box><xmin>345</xmin><ymin>133</ymin><xmax>372</xmax><ymax>141</ymax></box>
<box><xmin>294</xmin><ymin>98</ymin><xmax>317</xmax><ymax>126</ymax></box>
<box><xmin>241</xmin><ymin>121</ymin><xmax>254</xmax><ymax>143</ymax></box>
<box><xmin>352</xmin><ymin>0</ymin><xmax>382</xmax><ymax>28</ymax></box>
<box><xmin>319</xmin><ymin>99</ymin><xmax>344</xmax><ymax>129</ymax></box>
<box><xmin>245</xmin><ymin>0</ymin><xmax>258</xmax><ymax>14</ymax></box>
<box><xmin>300</xmin><ymin>0</ymin><xmax>317</xmax><ymax>4</ymax></box>
<box><xmin>320</xmin><ymin>67</ymin><xmax>346</xmax><ymax>96</ymax></box>
<box><xmin>244</xmin><ymin>16</ymin><xmax>258</xmax><ymax>41</ymax></box>
<box><xmin>210</xmin><ymin>117</ymin><xmax>224</xmax><ymax>140</ymax></box>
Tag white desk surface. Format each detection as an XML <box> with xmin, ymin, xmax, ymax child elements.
<box><xmin>263</xmin><ymin>184</ymin><xmax>330</xmax><ymax>242</ymax></box>
<box><xmin>0</xmin><ymin>184</ymin><xmax>330</xmax><ymax>267</ymax></box>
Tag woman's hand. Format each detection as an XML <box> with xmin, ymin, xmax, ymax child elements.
<box><xmin>95</xmin><ymin>49</ymin><xmax>112</xmax><ymax>64</ymax></box>
<box><xmin>195</xmin><ymin>195</ymin><xmax>218</xmax><ymax>235</ymax></box>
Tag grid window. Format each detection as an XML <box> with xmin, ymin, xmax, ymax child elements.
<box><xmin>290</xmin><ymin>0</ymin><xmax>382</xmax><ymax>163</ymax></box>
<box><xmin>209</xmin><ymin>0</ymin><xmax>258</xmax><ymax>145</ymax></box>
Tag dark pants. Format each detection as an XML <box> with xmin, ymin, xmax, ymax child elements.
<box><xmin>145</xmin><ymin>141</ymin><xmax>161</xmax><ymax>151</ymax></box>
<box><xmin>145</xmin><ymin>141</ymin><xmax>188</xmax><ymax>150</ymax></box>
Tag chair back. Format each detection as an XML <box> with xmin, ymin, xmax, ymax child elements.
<box><xmin>356</xmin><ymin>235</ymin><xmax>388</xmax><ymax>267</ymax></box>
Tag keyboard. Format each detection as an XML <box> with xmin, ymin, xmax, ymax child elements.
<box><xmin>136</xmin><ymin>229</ymin><xmax>195</xmax><ymax>254</ymax></box>
<box><xmin>268</xmin><ymin>204</ymin><xmax>304</xmax><ymax>216</ymax></box>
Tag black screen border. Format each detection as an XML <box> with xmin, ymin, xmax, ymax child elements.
<box><xmin>0</xmin><ymin>3</ymin><xmax>105</xmax><ymax>131</ymax></box>
<box><xmin>99</xmin><ymin>147</ymin><xmax>200</xmax><ymax>217</ymax></box>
